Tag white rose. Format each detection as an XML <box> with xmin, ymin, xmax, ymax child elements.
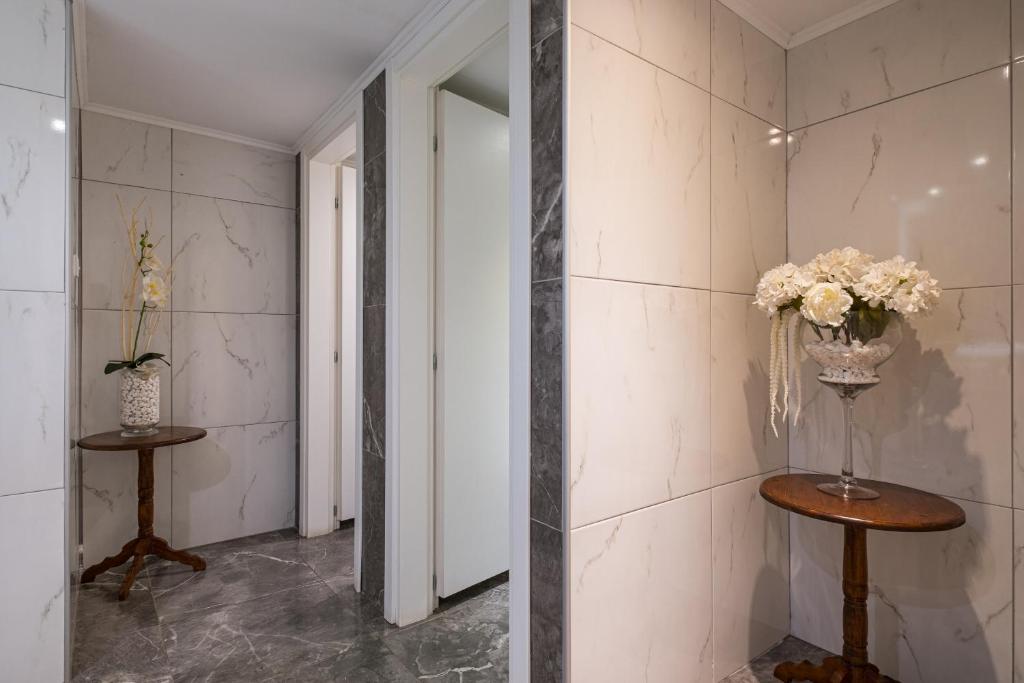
<box><xmin>801</xmin><ymin>282</ymin><xmax>853</xmax><ymax>327</ymax></box>
<box><xmin>806</xmin><ymin>247</ymin><xmax>874</xmax><ymax>287</ymax></box>
<box><xmin>754</xmin><ymin>263</ymin><xmax>815</xmax><ymax>315</ymax></box>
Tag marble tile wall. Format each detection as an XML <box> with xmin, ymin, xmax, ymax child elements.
<box><xmin>0</xmin><ymin>0</ymin><xmax>68</xmax><ymax>678</ymax></box>
<box><xmin>565</xmin><ymin>1</ymin><xmax>789</xmax><ymax>680</ymax></box>
<box><xmin>786</xmin><ymin>1</ymin><xmax>1017</xmax><ymax>679</ymax></box>
<box><xmin>361</xmin><ymin>70</ymin><xmax>387</xmax><ymax>607</ymax></box>
<box><xmin>79</xmin><ymin>111</ymin><xmax>297</xmax><ymax>564</ymax></box>
<box><xmin>530</xmin><ymin>0</ymin><xmax>565</xmax><ymax>677</ymax></box>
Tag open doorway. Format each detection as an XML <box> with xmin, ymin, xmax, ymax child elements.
<box><xmin>433</xmin><ymin>32</ymin><xmax>511</xmax><ymax>605</ymax></box>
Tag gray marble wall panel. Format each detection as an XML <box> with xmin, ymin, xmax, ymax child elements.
<box><xmin>531</xmin><ymin>3</ymin><xmax>565</xmax><ymax>679</ymax></box>
<box><xmin>361</xmin><ymin>70</ymin><xmax>387</xmax><ymax>606</ymax></box>
<box><xmin>80</xmin><ymin>113</ymin><xmax>298</xmax><ymax>560</ymax></box>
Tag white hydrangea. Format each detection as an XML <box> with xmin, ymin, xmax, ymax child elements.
<box><xmin>805</xmin><ymin>247</ymin><xmax>874</xmax><ymax>288</ymax></box>
<box><xmin>754</xmin><ymin>263</ymin><xmax>815</xmax><ymax>315</ymax></box>
<box><xmin>801</xmin><ymin>282</ymin><xmax>853</xmax><ymax>327</ymax></box>
<box><xmin>852</xmin><ymin>257</ymin><xmax>902</xmax><ymax>307</ymax></box>
<box><xmin>889</xmin><ymin>267</ymin><xmax>941</xmax><ymax>317</ymax></box>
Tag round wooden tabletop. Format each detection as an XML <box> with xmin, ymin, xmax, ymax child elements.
<box><xmin>78</xmin><ymin>426</ymin><xmax>207</xmax><ymax>452</ymax></box>
<box><xmin>760</xmin><ymin>473</ymin><xmax>965</xmax><ymax>532</ymax></box>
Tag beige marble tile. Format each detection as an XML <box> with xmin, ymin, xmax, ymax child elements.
<box><xmin>1014</xmin><ymin>286</ymin><xmax>1024</xmax><ymax>507</ymax></box>
<box><xmin>791</xmin><ymin>494</ymin><xmax>1012</xmax><ymax>683</ymax></box>
<box><xmin>787</xmin><ymin>0</ymin><xmax>1010</xmax><ymax>129</ymax></box>
<box><xmin>711</xmin><ymin>472</ymin><xmax>789</xmax><ymax>681</ymax></box>
<box><xmin>172</xmin><ymin>131</ymin><xmax>296</xmax><ymax>209</ymax></box>
<box><xmin>788</xmin><ymin>68</ymin><xmax>1010</xmax><ymax>291</ymax></box>
<box><xmin>171</xmin><ymin>421</ymin><xmax>296</xmax><ymax>548</ymax></box>
<box><xmin>81</xmin><ymin>181</ymin><xmax>172</xmax><ymax>311</ymax></box>
<box><xmin>0</xmin><ymin>86</ymin><xmax>66</xmax><ymax>292</ymax></box>
<box><xmin>571</xmin><ymin>0</ymin><xmax>710</xmax><ymax>90</ymax></box>
<box><xmin>710</xmin><ymin>98</ymin><xmax>786</xmax><ymax>296</ymax></box>
<box><xmin>710</xmin><ymin>1</ymin><xmax>785</xmax><ymax>129</ymax></box>
<box><xmin>81</xmin><ymin>111</ymin><xmax>172</xmax><ymax>191</ymax></box>
<box><xmin>570</xmin><ymin>492</ymin><xmax>712</xmax><ymax>682</ymax></box>
<box><xmin>0</xmin><ymin>489</ymin><xmax>65</xmax><ymax>682</ymax></box>
<box><xmin>1014</xmin><ymin>509</ymin><xmax>1024</xmax><ymax>682</ymax></box>
<box><xmin>171</xmin><ymin>193</ymin><xmax>296</xmax><ymax>314</ymax></box>
<box><xmin>791</xmin><ymin>287</ymin><xmax>1011</xmax><ymax>508</ymax></box>
<box><xmin>569</xmin><ymin>277</ymin><xmax>710</xmax><ymax>528</ymax></box>
<box><xmin>171</xmin><ymin>312</ymin><xmax>297</xmax><ymax>429</ymax></box>
<box><xmin>0</xmin><ymin>291</ymin><xmax>66</xmax><ymax>497</ymax></box>
<box><xmin>1014</xmin><ymin>62</ymin><xmax>1024</xmax><ymax>284</ymax></box>
<box><xmin>711</xmin><ymin>293</ymin><xmax>787</xmax><ymax>487</ymax></box>
<box><xmin>0</xmin><ymin>0</ymin><xmax>65</xmax><ymax>97</ymax></box>
<box><xmin>1015</xmin><ymin>0</ymin><xmax>1024</xmax><ymax>61</ymax></box>
<box><xmin>569</xmin><ymin>27</ymin><xmax>710</xmax><ymax>289</ymax></box>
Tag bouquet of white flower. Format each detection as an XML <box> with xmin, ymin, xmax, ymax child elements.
<box><xmin>755</xmin><ymin>247</ymin><xmax>941</xmax><ymax>436</ymax></box>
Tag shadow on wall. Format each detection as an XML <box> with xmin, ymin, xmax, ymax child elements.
<box><xmin>793</xmin><ymin>325</ymin><xmax>1001</xmax><ymax>682</ymax></box>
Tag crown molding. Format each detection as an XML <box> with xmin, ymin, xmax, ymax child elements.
<box><xmin>720</xmin><ymin>0</ymin><xmax>899</xmax><ymax>49</ymax></box>
<box><xmin>717</xmin><ymin>0</ymin><xmax>790</xmax><ymax>48</ymax></box>
<box><xmin>294</xmin><ymin>0</ymin><xmax>453</xmax><ymax>153</ymax></box>
<box><xmin>80</xmin><ymin>102</ymin><xmax>295</xmax><ymax>154</ymax></box>
<box><xmin>787</xmin><ymin>0</ymin><xmax>899</xmax><ymax>48</ymax></box>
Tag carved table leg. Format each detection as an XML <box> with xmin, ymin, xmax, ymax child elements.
<box><xmin>774</xmin><ymin>525</ymin><xmax>900</xmax><ymax>683</ymax></box>
<box><xmin>80</xmin><ymin>446</ymin><xmax>206</xmax><ymax>600</ymax></box>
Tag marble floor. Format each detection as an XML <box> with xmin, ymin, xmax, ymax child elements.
<box><xmin>71</xmin><ymin>526</ymin><xmax>509</xmax><ymax>682</ymax></box>
<box><xmin>722</xmin><ymin>636</ymin><xmax>835</xmax><ymax>682</ymax></box>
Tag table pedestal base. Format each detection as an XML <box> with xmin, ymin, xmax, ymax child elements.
<box><xmin>79</xmin><ymin>447</ymin><xmax>206</xmax><ymax>600</ymax></box>
<box><xmin>774</xmin><ymin>656</ymin><xmax>896</xmax><ymax>683</ymax></box>
<box><xmin>773</xmin><ymin>526</ymin><xmax>899</xmax><ymax>683</ymax></box>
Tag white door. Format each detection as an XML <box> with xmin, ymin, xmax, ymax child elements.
<box><xmin>435</xmin><ymin>90</ymin><xmax>510</xmax><ymax>598</ymax></box>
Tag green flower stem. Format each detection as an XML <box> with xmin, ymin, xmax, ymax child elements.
<box><xmin>130</xmin><ymin>303</ymin><xmax>148</xmax><ymax>365</ymax></box>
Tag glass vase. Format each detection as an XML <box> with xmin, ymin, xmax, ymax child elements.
<box><xmin>800</xmin><ymin>308</ymin><xmax>903</xmax><ymax>499</ymax></box>
<box><xmin>119</xmin><ymin>365</ymin><xmax>160</xmax><ymax>437</ymax></box>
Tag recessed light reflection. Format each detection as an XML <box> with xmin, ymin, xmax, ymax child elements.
<box><xmin>972</xmin><ymin>155</ymin><xmax>989</xmax><ymax>166</ymax></box>
<box><xmin>768</xmin><ymin>127</ymin><xmax>782</xmax><ymax>135</ymax></box>
<box><xmin>769</xmin><ymin>136</ymin><xmax>783</xmax><ymax>146</ymax></box>
<box><xmin>928</xmin><ymin>187</ymin><xmax>942</xmax><ymax>197</ymax></box>
<box><xmin>50</xmin><ymin>118</ymin><xmax>66</xmax><ymax>132</ymax></box>
<box><xmin>787</xmin><ymin>134</ymin><xmax>794</xmax><ymax>143</ymax></box>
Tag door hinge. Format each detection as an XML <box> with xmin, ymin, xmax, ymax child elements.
<box><xmin>334</xmin><ymin>196</ymin><xmax>339</xmax><ymax>210</ymax></box>
<box><xmin>432</xmin><ymin>352</ymin><xmax>437</xmax><ymax>371</ymax></box>
<box><xmin>433</xmin><ymin>574</ymin><xmax>437</xmax><ymax>591</ymax></box>
<box><xmin>433</xmin><ymin>135</ymin><xmax>438</xmax><ymax>153</ymax></box>
<box><xmin>333</xmin><ymin>504</ymin><xmax>338</xmax><ymax>517</ymax></box>
<box><xmin>334</xmin><ymin>350</ymin><xmax>339</xmax><ymax>363</ymax></box>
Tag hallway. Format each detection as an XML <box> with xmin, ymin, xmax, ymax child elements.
<box><xmin>72</xmin><ymin>528</ymin><xmax>509</xmax><ymax>681</ymax></box>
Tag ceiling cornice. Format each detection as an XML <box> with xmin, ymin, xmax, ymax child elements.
<box><xmin>720</xmin><ymin>0</ymin><xmax>899</xmax><ymax>49</ymax></box>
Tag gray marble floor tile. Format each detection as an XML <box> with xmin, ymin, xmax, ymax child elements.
<box><xmin>722</xmin><ymin>636</ymin><xmax>835</xmax><ymax>682</ymax></box>
<box><xmin>148</xmin><ymin>539</ymin><xmax>322</xmax><ymax>621</ymax></box>
<box><xmin>383</xmin><ymin>583</ymin><xmax>509</xmax><ymax>681</ymax></box>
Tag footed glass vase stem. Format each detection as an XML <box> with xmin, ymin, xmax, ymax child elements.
<box><xmin>816</xmin><ymin>385</ymin><xmax>880</xmax><ymax>500</ymax></box>
<box><xmin>840</xmin><ymin>395</ymin><xmax>857</xmax><ymax>490</ymax></box>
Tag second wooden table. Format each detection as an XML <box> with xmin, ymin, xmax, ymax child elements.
<box><xmin>760</xmin><ymin>473</ymin><xmax>965</xmax><ymax>683</ymax></box>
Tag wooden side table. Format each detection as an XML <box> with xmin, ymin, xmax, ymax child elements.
<box><xmin>760</xmin><ymin>473</ymin><xmax>965</xmax><ymax>683</ymax></box>
<box><xmin>78</xmin><ymin>426</ymin><xmax>208</xmax><ymax>600</ymax></box>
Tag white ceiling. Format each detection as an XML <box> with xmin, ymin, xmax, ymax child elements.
<box><xmin>441</xmin><ymin>33</ymin><xmax>509</xmax><ymax>115</ymax></box>
<box><xmin>722</xmin><ymin>0</ymin><xmax>899</xmax><ymax>48</ymax></box>
<box><xmin>81</xmin><ymin>0</ymin><xmax>433</xmax><ymax>149</ymax></box>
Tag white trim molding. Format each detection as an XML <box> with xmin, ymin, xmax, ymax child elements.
<box><xmin>79</xmin><ymin>102</ymin><xmax>295</xmax><ymax>154</ymax></box>
<box><xmin>720</xmin><ymin>0</ymin><xmax>900</xmax><ymax>49</ymax></box>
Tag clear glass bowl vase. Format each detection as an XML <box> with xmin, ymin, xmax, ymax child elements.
<box><xmin>119</xmin><ymin>365</ymin><xmax>160</xmax><ymax>437</ymax></box>
<box><xmin>800</xmin><ymin>308</ymin><xmax>902</xmax><ymax>499</ymax></box>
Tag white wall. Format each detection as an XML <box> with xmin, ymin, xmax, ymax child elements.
<box><xmin>566</xmin><ymin>1</ymin><xmax>790</xmax><ymax>680</ymax></box>
<box><xmin>0</xmin><ymin>0</ymin><xmax>69</xmax><ymax>679</ymax></box>
<box><xmin>786</xmin><ymin>0</ymin><xmax>1015</xmax><ymax>680</ymax></box>
<box><xmin>80</xmin><ymin>111</ymin><xmax>298</xmax><ymax>560</ymax></box>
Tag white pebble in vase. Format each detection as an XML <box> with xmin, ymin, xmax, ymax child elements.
<box><xmin>119</xmin><ymin>365</ymin><xmax>161</xmax><ymax>437</ymax></box>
